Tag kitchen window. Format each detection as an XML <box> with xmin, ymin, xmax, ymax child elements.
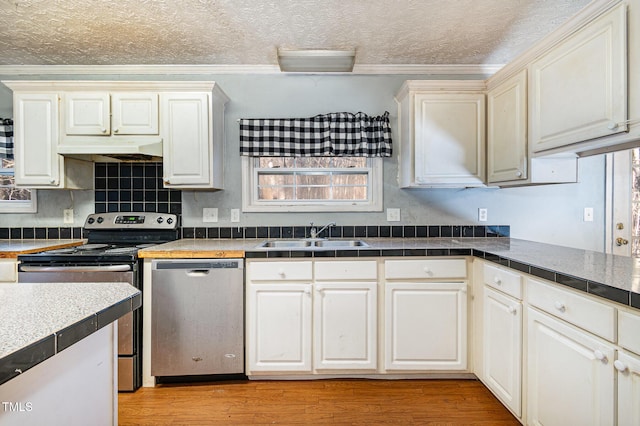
<box><xmin>242</xmin><ymin>156</ymin><xmax>382</xmax><ymax>212</ymax></box>
<box><xmin>0</xmin><ymin>159</ymin><xmax>37</xmax><ymax>213</ymax></box>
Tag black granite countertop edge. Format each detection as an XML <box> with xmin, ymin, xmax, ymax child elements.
<box><xmin>0</xmin><ymin>294</ymin><xmax>140</xmax><ymax>386</ymax></box>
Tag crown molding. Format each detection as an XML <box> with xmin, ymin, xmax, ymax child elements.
<box><xmin>0</xmin><ymin>63</ymin><xmax>503</xmax><ymax>77</ymax></box>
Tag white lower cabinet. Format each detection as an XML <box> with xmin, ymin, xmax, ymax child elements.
<box><xmin>313</xmin><ymin>282</ymin><xmax>377</xmax><ymax>370</ymax></box>
<box><xmin>384</xmin><ymin>281</ymin><xmax>467</xmax><ymax>371</ymax></box>
<box><xmin>483</xmin><ymin>286</ymin><xmax>522</xmax><ymax>418</ymax></box>
<box><xmin>616</xmin><ymin>350</ymin><xmax>640</xmax><ymax>426</ymax></box>
<box><xmin>527</xmin><ymin>307</ymin><xmax>615</xmax><ymax>426</ymax></box>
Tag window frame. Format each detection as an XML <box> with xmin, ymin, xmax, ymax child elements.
<box><xmin>241</xmin><ymin>156</ymin><xmax>383</xmax><ymax>212</ymax></box>
<box><xmin>0</xmin><ymin>162</ymin><xmax>37</xmax><ymax>213</ymax></box>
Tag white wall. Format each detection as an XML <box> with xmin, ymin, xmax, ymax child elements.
<box><xmin>0</xmin><ymin>74</ymin><xmax>606</xmax><ymax>251</ymax></box>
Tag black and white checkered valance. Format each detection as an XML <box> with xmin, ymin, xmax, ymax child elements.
<box><xmin>0</xmin><ymin>125</ymin><xmax>13</xmax><ymax>160</ymax></box>
<box><xmin>239</xmin><ymin>111</ymin><xmax>392</xmax><ymax>157</ymax></box>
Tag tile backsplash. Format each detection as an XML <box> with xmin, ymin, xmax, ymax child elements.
<box><xmin>94</xmin><ymin>162</ymin><xmax>182</xmax><ymax>215</ymax></box>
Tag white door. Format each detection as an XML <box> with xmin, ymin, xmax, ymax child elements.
<box><xmin>160</xmin><ymin>93</ymin><xmax>211</xmax><ymax>187</ymax></box>
<box><xmin>527</xmin><ymin>308</ymin><xmax>615</xmax><ymax>426</ymax></box>
<box><xmin>13</xmin><ymin>93</ymin><xmax>61</xmax><ymax>187</ymax></box>
<box><xmin>246</xmin><ymin>283</ymin><xmax>312</xmax><ymax>373</ymax></box>
<box><xmin>111</xmin><ymin>93</ymin><xmax>159</xmax><ymax>135</ymax></box>
<box><xmin>616</xmin><ymin>350</ymin><xmax>640</xmax><ymax>426</ymax></box>
<box><xmin>64</xmin><ymin>92</ymin><xmax>111</xmax><ymax>135</ymax></box>
<box><xmin>313</xmin><ymin>282</ymin><xmax>377</xmax><ymax>370</ymax></box>
<box><xmin>413</xmin><ymin>93</ymin><xmax>485</xmax><ymax>186</ymax></box>
<box><xmin>607</xmin><ymin>149</ymin><xmax>635</xmax><ymax>256</ymax></box>
<box><xmin>483</xmin><ymin>287</ymin><xmax>522</xmax><ymax>417</ymax></box>
<box><xmin>385</xmin><ymin>282</ymin><xmax>467</xmax><ymax>371</ymax></box>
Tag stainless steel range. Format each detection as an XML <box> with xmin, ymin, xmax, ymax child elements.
<box><xmin>17</xmin><ymin>212</ymin><xmax>179</xmax><ymax>391</ymax></box>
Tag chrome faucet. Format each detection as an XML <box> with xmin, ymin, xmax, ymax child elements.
<box><xmin>309</xmin><ymin>222</ymin><xmax>336</xmax><ymax>239</ymax></box>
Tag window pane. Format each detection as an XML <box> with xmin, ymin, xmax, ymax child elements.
<box><xmin>258</xmin><ymin>174</ymin><xmax>294</xmax><ymax>185</ymax></box>
<box><xmin>296</xmin><ymin>174</ymin><xmax>330</xmax><ymax>186</ymax></box>
<box><xmin>259</xmin><ymin>187</ymin><xmax>294</xmax><ymax>200</ymax></box>
<box><xmin>294</xmin><ymin>157</ymin><xmax>330</xmax><ymax>168</ymax></box>
<box><xmin>297</xmin><ymin>186</ymin><xmax>330</xmax><ymax>200</ymax></box>
<box><xmin>333</xmin><ymin>187</ymin><xmax>367</xmax><ymax>200</ymax></box>
<box><xmin>334</xmin><ymin>174</ymin><xmax>368</xmax><ymax>185</ymax></box>
<box><xmin>333</xmin><ymin>157</ymin><xmax>367</xmax><ymax>168</ymax></box>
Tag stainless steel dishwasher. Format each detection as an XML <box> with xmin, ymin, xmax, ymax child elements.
<box><xmin>151</xmin><ymin>259</ymin><xmax>244</xmax><ymax>377</ymax></box>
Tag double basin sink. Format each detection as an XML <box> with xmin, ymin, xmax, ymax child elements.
<box><xmin>257</xmin><ymin>239</ymin><xmax>369</xmax><ymax>249</ymax></box>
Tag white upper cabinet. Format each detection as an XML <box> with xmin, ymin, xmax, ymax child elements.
<box><xmin>487</xmin><ymin>70</ymin><xmax>528</xmax><ymax>183</ymax></box>
<box><xmin>530</xmin><ymin>3</ymin><xmax>627</xmax><ymax>154</ymax></box>
<box><xmin>396</xmin><ymin>81</ymin><xmax>485</xmax><ymax>188</ymax></box>
<box><xmin>65</xmin><ymin>92</ymin><xmax>158</xmax><ymax>136</ymax></box>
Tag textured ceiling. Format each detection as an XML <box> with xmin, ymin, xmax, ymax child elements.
<box><xmin>0</xmin><ymin>0</ymin><xmax>591</xmax><ymax>66</ymax></box>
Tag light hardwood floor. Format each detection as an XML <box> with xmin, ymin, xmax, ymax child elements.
<box><xmin>119</xmin><ymin>379</ymin><xmax>519</xmax><ymax>425</ymax></box>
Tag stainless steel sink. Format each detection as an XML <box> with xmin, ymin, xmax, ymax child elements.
<box><xmin>313</xmin><ymin>240</ymin><xmax>369</xmax><ymax>248</ymax></box>
<box><xmin>257</xmin><ymin>239</ymin><xmax>369</xmax><ymax>249</ymax></box>
<box><xmin>259</xmin><ymin>240</ymin><xmax>312</xmax><ymax>248</ymax></box>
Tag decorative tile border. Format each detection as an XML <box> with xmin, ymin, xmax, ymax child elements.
<box><xmin>0</xmin><ymin>227</ymin><xmax>83</xmax><ymax>240</ymax></box>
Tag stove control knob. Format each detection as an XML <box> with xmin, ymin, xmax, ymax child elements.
<box><xmin>87</xmin><ymin>218</ymin><xmax>95</xmax><ymax>224</ymax></box>
<box><xmin>96</xmin><ymin>217</ymin><xmax>104</xmax><ymax>224</ymax></box>
<box><xmin>157</xmin><ymin>217</ymin><xmax>164</xmax><ymax>224</ymax></box>
<box><xmin>167</xmin><ymin>218</ymin><xmax>174</xmax><ymax>225</ymax></box>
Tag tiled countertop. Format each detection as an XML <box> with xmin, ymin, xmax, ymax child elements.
<box><xmin>139</xmin><ymin>237</ymin><xmax>640</xmax><ymax>309</ymax></box>
<box><xmin>0</xmin><ymin>239</ymin><xmax>85</xmax><ymax>258</ymax></box>
<box><xmin>0</xmin><ymin>282</ymin><xmax>141</xmax><ymax>385</ymax></box>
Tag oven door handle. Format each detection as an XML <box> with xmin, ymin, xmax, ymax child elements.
<box><xmin>19</xmin><ymin>265</ymin><xmax>133</xmax><ymax>273</ymax></box>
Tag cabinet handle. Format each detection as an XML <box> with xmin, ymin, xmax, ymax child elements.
<box><xmin>593</xmin><ymin>350</ymin><xmax>607</xmax><ymax>362</ymax></box>
<box><xmin>304</xmin><ymin>288</ymin><xmax>311</xmax><ymax>296</ymax></box>
<box><xmin>614</xmin><ymin>360</ymin><xmax>628</xmax><ymax>372</ymax></box>
<box><xmin>49</xmin><ymin>178</ymin><xmax>56</xmax><ymax>184</ymax></box>
<box><xmin>423</xmin><ymin>267</ymin><xmax>432</xmax><ymax>276</ymax></box>
<box><xmin>278</xmin><ymin>269</ymin><xmax>285</xmax><ymax>278</ymax></box>
<box><xmin>607</xmin><ymin>122</ymin><xmax>618</xmax><ymax>131</ymax></box>
<box><xmin>316</xmin><ymin>286</ymin><xmax>324</xmax><ymax>293</ymax></box>
<box><xmin>113</xmin><ymin>128</ymin><xmax>119</xmax><ymax>133</ymax></box>
<box><xmin>508</xmin><ymin>306</ymin><xmax>517</xmax><ymax>314</ymax></box>
<box><xmin>493</xmin><ymin>276</ymin><xmax>502</xmax><ymax>285</ymax></box>
<box><xmin>515</xmin><ymin>170</ymin><xmax>522</xmax><ymax>178</ymax></box>
<box><xmin>554</xmin><ymin>301</ymin><xmax>566</xmax><ymax>312</ymax></box>
<box><xmin>101</xmin><ymin>128</ymin><xmax>107</xmax><ymax>134</ymax></box>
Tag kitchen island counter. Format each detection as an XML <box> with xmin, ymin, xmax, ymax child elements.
<box><xmin>0</xmin><ymin>239</ymin><xmax>85</xmax><ymax>258</ymax></box>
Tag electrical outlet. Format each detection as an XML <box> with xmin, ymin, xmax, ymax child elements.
<box><xmin>63</xmin><ymin>209</ymin><xmax>74</xmax><ymax>224</ymax></box>
<box><xmin>203</xmin><ymin>208</ymin><xmax>218</xmax><ymax>223</ymax></box>
<box><xmin>230</xmin><ymin>209</ymin><xmax>240</xmax><ymax>223</ymax></box>
<box><xmin>387</xmin><ymin>208</ymin><xmax>400</xmax><ymax>222</ymax></box>
<box><xmin>584</xmin><ymin>207</ymin><xmax>594</xmax><ymax>222</ymax></box>
<box><xmin>478</xmin><ymin>208</ymin><xmax>488</xmax><ymax>222</ymax></box>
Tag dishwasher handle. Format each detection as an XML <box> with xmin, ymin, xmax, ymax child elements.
<box><xmin>186</xmin><ymin>269</ymin><xmax>210</xmax><ymax>277</ymax></box>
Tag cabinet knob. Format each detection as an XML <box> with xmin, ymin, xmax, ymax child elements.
<box><xmin>614</xmin><ymin>360</ymin><xmax>628</xmax><ymax>372</ymax></box>
<box><xmin>607</xmin><ymin>122</ymin><xmax>619</xmax><ymax>131</ymax></box>
<box><xmin>113</xmin><ymin>128</ymin><xmax>119</xmax><ymax>134</ymax></box>
<box><xmin>278</xmin><ymin>269</ymin><xmax>285</xmax><ymax>278</ymax></box>
<box><xmin>423</xmin><ymin>267</ymin><xmax>432</xmax><ymax>276</ymax></box>
<box><xmin>515</xmin><ymin>170</ymin><xmax>523</xmax><ymax>177</ymax></box>
<box><xmin>593</xmin><ymin>349</ymin><xmax>607</xmax><ymax>362</ymax></box>
<box><xmin>508</xmin><ymin>306</ymin><xmax>517</xmax><ymax>314</ymax></box>
<box><xmin>49</xmin><ymin>178</ymin><xmax>55</xmax><ymax>184</ymax></box>
<box><xmin>101</xmin><ymin>128</ymin><xmax>107</xmax><ymax>134</ymax></box>
<box><xmin>493</xmin><ymin>277</ymin><xmax>502</xmax><ymax>285</ymax></box>
<box><xmin>304</xmin><ymin>288</ymin><xmax>311</xmax><ymax>296</ymax></box>
<box><xmin>554</xmin><ymin>301</ymin><xmax>566</xmax><ymax>312</ymax></box>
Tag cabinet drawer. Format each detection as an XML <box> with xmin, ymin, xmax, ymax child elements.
<box><xmin>528</xmin><ymin>278</ymin><xmax>615</xmax><ymax>342</ymax></box>
<box><xmin>619</xmin><ymin>310</ymin><xmax>640</xmax><ymax>356</ymax></box>
<box><xmin>314</xmin><ymin>261</ymin><xmax>377</xmax><ymax>280</ymax></box>
<box><xmin>483</xmin><ymin>263</ymin><xmax>522</xmax><ymax>300</ymax></box>
<box><xmin>248</xmin><ymin>261</ymin><xmax>312</xmax><ymax>281</ymax></box>
<box><xmin>385</xmin><ymin>259</ymin><xmax>466</xmax><ymax>279</ymax></box>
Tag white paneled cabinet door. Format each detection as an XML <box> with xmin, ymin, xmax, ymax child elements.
<box><xmin>247</xmin><ymin>283</ymin><xmax>312</xmax><ymax>373</ymax></box>
<box><xmin>385</xmin><ymin>282</ymin><xmax>467</xmax><ymax>371</ymax></box>
<box><xmin>161</xmin><ymin>93</ymin><xmax>211</xmax><ymax>187</ymax></box>
<box><xmin>487</xmin><ymin>69</ymin><xmax>527</xmax><ymax>183</ymax></box>
<box><xmin>313</xmin><ymin>282</ymin><xmax>377</xmax><ymax>370</ymax></box>
<box><xmin>483</xmin><ymin>287</ymin><xmax>522</xmax><ymax>418</ymax></box>
<box><xmin>111</xmin><ymin>93</ymin><xmax>159</xmax><ymax>135</ymax></box>
<box><xmin>13</xmin><ymin>93</ymin><xmax>60</xmax><ymax>187</ymax></box>
<box><xmin>64</xmin><ymin>92</ymin><xmax>111</xmax><ymax>135</ymax></box>
<box><xmin>530</xmin><ymin>4</ymin><xmax>627</xmax><ymax>153</ymax></box>
<box><xmin>413</xmin><ymin>93</ymin><xmax>485</xmax><ymax>186</ymax></box>
<box><xmin>616</xmin><ymin>351</ymin><xmax>640</xmax><ymax>426</ymax></box>
<box><xmin>527</xmin><ymin>308</ymin><xmax>615</xmax><ymax>426</ymax></box>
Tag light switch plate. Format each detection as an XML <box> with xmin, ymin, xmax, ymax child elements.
<box><xmin>584</xmin><ymin>207</ymin><xmax>594</xmax><ymax>222</ymax></box>
<box><xmin>387</xmin><ymin>208</ymin><xmax>400</xmax><ymax>222</ymax></box>
<box><xmin>230</xmin><ymin>209</ymin><xmax>240</xmax><ymax>223</ymax></box>
<box><xmin>203</xmin><ymin>208</ymin><xmax>218</xmax><ymax>223</ymax></box>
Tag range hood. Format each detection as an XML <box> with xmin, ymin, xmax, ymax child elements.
<box><xmin>57</xmin><ymin>136</ymin><xmax>163</xmax><ymax>161</ymax></box>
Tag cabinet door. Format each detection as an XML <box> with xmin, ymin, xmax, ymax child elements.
<box><xmin>483</xmin><ymin>287</ymin><xmax>522</xmax><ymax>418</ymax></box>
<box><xmin>616</xmin><ymin>351</ymin><xmax>640</xmax><ymax>426</ymax></box>
<box><xmin>246</xmin><ymin>283</ymin><xmax>312</xmax><ymax>373</ymax></box>
<box><xmin>527</xmin><ymin>308</ymin><xmax>614</xmax><ymax>426</ymax></box>
<box><xmin>385</xmin><ymin>282</ymin><xmax>467</xmax><ymax>370</ymax></box>
<box><xmin>413</xmin><ymin>93</ymin><xmax>485</xmax><ymax>186</ymax></box>
<box><xmin>64</xmin><ymin>92</ymin><xmax>111</xmax><ymax>135</ymax></box>
<box><xmin>160</xmin><ymin>93</ymin><xmax>211</xmax><ymax>187</ymax></box>
<box><xmin>13</xmin><ymin>93</ymin><xmax>61</xmax><ymax>186</ymax></box>
<box><xmin>530</xmin><ymin>4</ymin><xmax>627</xmax><ymax>153</ymax></box>
<box><xmin>487</xmin><ymin>70</ymin><xmax>527</xmax><ymax>183</ymax></box>
<box><xmin>313</xmin><ymin>282</ymin><xmax>377</xmax><ymax>370</ymax></box>
<box><xmin>111</xmin><ymin>93</ymin><xmax>159</xmax><ymax>135</ymax></box>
